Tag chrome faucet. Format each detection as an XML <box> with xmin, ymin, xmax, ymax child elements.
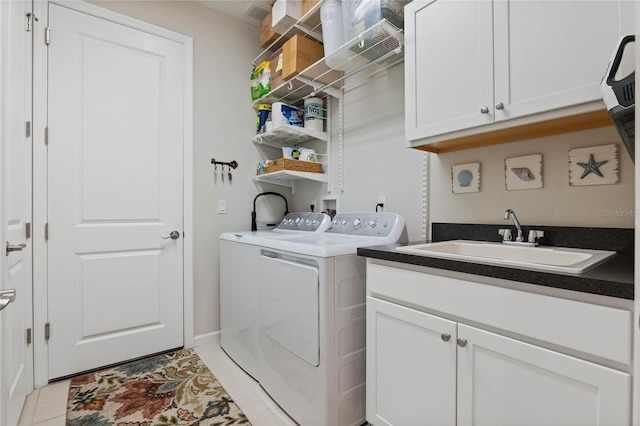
<box><xmin>504</xmin><ymin>209</ymin><xmax>524</xmax><ymax>242</ymax></box>
<box><xmin>499</xmin><ymin>209</ymin><xmax>544</xmax><ymax>247</ymax></box>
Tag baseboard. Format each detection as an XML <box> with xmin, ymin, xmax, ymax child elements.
<box><xmin>193</xmin><ymin>331</ymin><xmax>220</xmax><ymax>348</ymax></box>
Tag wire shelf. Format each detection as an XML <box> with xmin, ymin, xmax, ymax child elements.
<box><xmin>253</xmin><ymin>19</ymin><xmax>404</xmax><ymax>108</ymax></box>
<box><xmin>253</xmin><ymin>124</ymin><xmax>328</xmax><ymax>148</ymax></box>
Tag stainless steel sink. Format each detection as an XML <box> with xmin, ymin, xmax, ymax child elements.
<box><xmin>395</xmin><ymin>240</ymin><xmax>616</xmax><ymax>274</ymax></box>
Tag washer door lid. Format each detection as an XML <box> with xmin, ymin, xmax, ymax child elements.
<box><xmin>259</xmin><ymin>255</ymin><xmax>320</xmax><ymax>366</ymax></box>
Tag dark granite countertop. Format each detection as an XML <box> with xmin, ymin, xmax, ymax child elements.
<box><xmin>357</xmin><ymin>224</ymin><xmax>634</xmax><ymax>300</ymax></box>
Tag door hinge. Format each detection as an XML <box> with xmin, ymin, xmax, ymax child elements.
<box><xmin>44</xmin><ymin>223</ymin><xmax>49</xmax><ymax>241</ymax></box>
<box><xmin>44</xmin><ymin>323</ymin><xmax>50</xmax><ymax>340</ymax></box>
<box><xmin>44</xmin><ymin>126</ymin><xmax>49</xmax><ymax>144</ymax></box>
<box><xmin>26</xmin><ymin>121</ymin><xmax>31</xmax><ymax>138</ymax></box>
<box><xmin>26</xmin><ymin>223</ymin><xmax>31</xmax><ymax>239</ymax></box>
<box><xmin>26</xmin><ymin>328</ymin><xmax>32</xmax><ymax>345</ymax></box>
<box><xmin>45</xmin><ymin>26</ymin><xmax>50</xmax><ymax>45</ymax></box>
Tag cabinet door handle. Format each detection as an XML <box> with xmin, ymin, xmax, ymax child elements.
<box><xmin>480</xmin><ymin>106</ymin><xmax>489</xmax><ymax>114</ymax></box>
<box><xmin>495</xmin><ymin>102</ymin><xmax>505</xmax><ymax>110</ymax></box>
<box><xmin>457</xmin><ymin>338</ymin><xmax>467</xmax><ymax>348</ymax></box>
<box><xmin>441</xmin><ymin>333</ymin><xmax>451</xmax><ymax>342</ymax></box>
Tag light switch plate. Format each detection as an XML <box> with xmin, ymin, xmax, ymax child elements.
<box><xmin>217</xmin><ymin>199</ymin><xmax>227</xmax><ymax>214</ymax></box>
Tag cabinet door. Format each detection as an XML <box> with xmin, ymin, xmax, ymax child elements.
<box><xmin>366</xmin><ymin>297</ymin><xmax>457</xmax><ymax>426</ymax></box>
<box><xmin>457</xmin><ymin>324</ymin><xmax>631</xmax><ymax>426</ymax></box>
<box><xmin>405</xmin><ymin>0</ymin><xmax>494</xmax><ymax>141</ymax></box>
<box><xmin>493</xmin><ymin>0</ymin><xmax>635</xmax><ymax>122</ymax></box>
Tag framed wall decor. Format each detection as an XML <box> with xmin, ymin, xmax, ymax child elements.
<box><xmin>505</xmin><ymin>154</ymin><xmax>543</xmax><ymax>191</ymax></box>
<box><xmin>569</xmin><ymin>144</ymin><xmax>619</xmax><ymax>186</ymax></box>
<box><xmin>451</xmin><ymin>162</ymin><xmax>480</xmax><ymax>194</ymax></box>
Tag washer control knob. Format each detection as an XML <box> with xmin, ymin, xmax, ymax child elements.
<box><xmin>333</xmin><ymin>219</ymin><xmax>340</xmax><ymax>226</ymax></box>
<box><xmin>341</xmin><ymin>219</ymin><xmax>349</xmax><ymax>227</ymax></box>
<box><xmin>295</xmin><ymin>217</ymin><xmax>302</xmax><ymax>224</ymax></box>
<box><xmin>312</xmin><ymin>219</ymin><xmax>319</xmax><ymax>225</ymax></box>
<box><xmin>353</xmin><ymin>218</ymin><xmax>362</xmax><ymax>228</ymax></box>
<box><xmin>369</xmin><ymin>220</ymin><xmax>378</xmax><ymax>228</ymax></box>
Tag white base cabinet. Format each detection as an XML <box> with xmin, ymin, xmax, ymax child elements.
<box><xmin>366</xmin><ymin>262</ymin><xmax>632</xmax><ymax>426</ymax></box>
<box><xmin>367</xmin><ymin>297</ymin><xmax>457</xmax><ymax>426</ymax></box>
<box><xmin>457</xmin><ymin>324</ymin><xmax>630</xmax><ymax>426</ymax></box>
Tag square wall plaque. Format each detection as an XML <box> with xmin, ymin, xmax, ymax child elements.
<box><xmin>451</xmin><ymin>162</ymin><xmax>480</xmax><ymax>194</ymax></box>
<box><xmin>569</xmin><ymin>144</ymin><xmax>619</xmax><ymax>186</ymax></box>
<box><xmin>505</xmin><ymin>154</ymin><xmax>543</xmax><ymax>191</ymax></box>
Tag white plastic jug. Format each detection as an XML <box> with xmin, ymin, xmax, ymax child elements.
<box><xmin>321</xmin><ymin>0</ymin><xmax>349</xmax><ymax>70</ymax></box>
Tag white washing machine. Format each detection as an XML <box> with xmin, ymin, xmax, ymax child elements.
<box><xmin>257</xmin><ymin>212</ymin><xmax>406</xmax><ymax>426</ymax></box>
<box><xmin>219</xmin><ymin>212</ymin><xmax>331</xmax><ymax>380</ymax></box>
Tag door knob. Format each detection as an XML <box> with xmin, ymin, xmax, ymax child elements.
<box><xmin>6</xmin><ymin>242</ymin><xmax>27</xmax><ymax>256</ymax></box>
<box><xmin>161</xmin><ymin>231</ymin><xmax>180</xmax><ymax>240</ymax></box>
<box><xmin>495</xmin><ymin>102</ymin><xmax>505</xmax><ymax>110</ymax></box>
<box><xmin>457</xmin><ymin>338</ymin><xmax>468</xmax><ymax>348</ymax></box>
<box><xmin>480</xmin><ymin>106</ymin><xmax>489</xmax><ymax>114</ymax></box>
<box><xmin>0</xmin><ymin>289</ymin><xmax>16</xmax><ymax>311</ymax></box>
<box><xmin>441</xmin><ymin>333</ymin><xmax>451</xmax><ymax>342</ymax></box>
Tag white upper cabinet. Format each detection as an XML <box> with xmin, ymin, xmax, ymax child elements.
<box><xmin>405</xmin><ymin>0</ymin><xmax>494</xmax><ymax>141</ymax></box>
<box><xmin>405</xmin><ymin>0</ymin><xmax>636</xmax><ymax>151</ymax></box>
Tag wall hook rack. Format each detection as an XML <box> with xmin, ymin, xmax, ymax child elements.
<box><xmin>211</xmin><ymin>158</ymin><xmax>238</xmax><ymax>169</ymax></box>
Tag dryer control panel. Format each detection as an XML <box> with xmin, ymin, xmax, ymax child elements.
<box><xmin>275</xmin><ymin>212</ymin><xmax>331</xmax><ymax>232</ymax></box>
<box><xmin>326</xmin><ymin>212</ymin><xmax>406</xmax><ymax>241</ymax></box>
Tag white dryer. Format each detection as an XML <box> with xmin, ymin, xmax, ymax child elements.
<box><xmin>219</xmin><ymin>212</ymin><xmax>331</xmax><ymax>380</ymax></box>
<box><xmin>257</xmin><ymin>212</ymin><xmax>406</xmax><ymax>426</ymax></box>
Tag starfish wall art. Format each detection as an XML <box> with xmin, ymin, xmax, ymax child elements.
<box><xmin>569</xmin><ymin>144</ymin><xmax>619</xmax><ymax>186</ymax></box>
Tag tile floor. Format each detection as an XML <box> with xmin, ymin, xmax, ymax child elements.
<box><xmin>18</xmin><ymin>342</ymin><xmax>298</xmax><ymax>426</ymax></box>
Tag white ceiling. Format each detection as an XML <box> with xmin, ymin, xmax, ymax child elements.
<box><xmin>194</xmin><ymin>0</ymin><xmax>272</xmax><ymax>26</ymax></box>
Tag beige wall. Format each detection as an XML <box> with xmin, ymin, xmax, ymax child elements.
<box><xmin>429</xmin><ymin>126</ymin><xmax>635</xmax><ymax>231</ymax></box>
<box><xmin>292</xmin><ymin>64</ymin><xmax>426</xmax><ymax>241</ymax></box>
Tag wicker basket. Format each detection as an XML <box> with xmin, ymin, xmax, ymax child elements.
<box><xmin>257</xmin><ymin>158</ymin><xmax>323</xmax><ymax>175</ymax></box>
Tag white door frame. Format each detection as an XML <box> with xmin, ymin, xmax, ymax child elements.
<box><xmin>32</xmin><ymin>0</ymin><xmax>193</xmax><ymax>387</ymax></box>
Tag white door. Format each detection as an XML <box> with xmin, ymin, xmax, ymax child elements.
<box><xmin>457</xmin><ymin>324</ymin><xmax>631</xmax><ymax>426</ymax></box>
<box><xmin>47</xmin><ymin>3</ymin><xmax>185</xmax><ymax>379</ymax></box>
<box><xmin>0</xmin><ymin>0</ymin><xmax>34</xmax><ymax>423</ymax></box>
<box><xmin>405</xmin><ymin>0</ymin><xmax>494</xmax><ymax>141</ymax></box>
<box><xmin>366</xmin><ymin>297</ymin><xmax>457</xmax><ymax>426</ymax></box>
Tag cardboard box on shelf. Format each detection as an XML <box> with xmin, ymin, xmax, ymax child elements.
<box><xmin>260</xmin><ymin>11</ymin><xmax>281</xmax><ymax>48</ymax></box>
<box><xmin>272</xmin><ymin>0</ymin><xmax>302</xmax><ymax>34</ymax></box>
<box><xmin>281</xmin><ymin>34</ymin><xmax>324</xmax><ymax>80</ymax></box>
<box><xmin>270</xmin><ymin>48</ymin><xmax>284</xmax><ymax>89</ymax></box>
<box><xmin>302</xmin><ymin>0</ymin><xmax>320</xmax><ymax>16</ymax></box>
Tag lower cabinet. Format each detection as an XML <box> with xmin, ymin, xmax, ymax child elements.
<box><xmin>366</xmin><ymin>297</ymin><xmax>457</xmax><ymax>425</ymax></box>
<box><xmin>366</xmin><ymin>296</ymin><xmax>631</xmax><ymax>426</ymax></box>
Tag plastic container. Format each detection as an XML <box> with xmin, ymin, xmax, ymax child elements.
<box><xmin>303</xmin><ymin>97</ymin><xmax>324</xmax><ymax>132</ymax></box>
<box><xmin>321</xmin><ymin>0</ymin><xmax>350</xmax><ymax>70</ymax></box>
<box><xmin>342</xmin><ymin>0</ymin><xmax>406</xmax><ymax>41</ymax></box>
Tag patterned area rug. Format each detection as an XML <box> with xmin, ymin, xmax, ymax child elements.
<box><xmin>66</xmin><ymin>348</ymin><xmax>250</xmax><ymax>425</ymax></box>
